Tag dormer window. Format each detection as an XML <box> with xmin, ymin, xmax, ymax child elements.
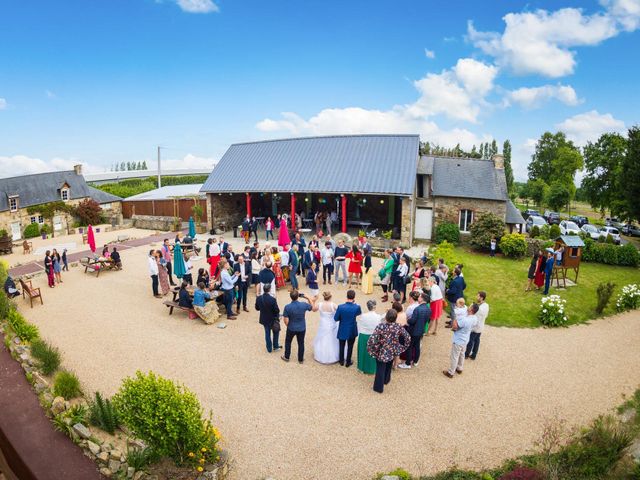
<box><xmin>61</xmin><ymin>187</ymin><xmax>70</xmax><ymax>201</ymax></box>
<box><xmin>9</xmin><ymin>196</ymin><xmax>18</xmax><ymax>212</ymax></box>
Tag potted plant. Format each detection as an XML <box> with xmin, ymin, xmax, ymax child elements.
<box><xmin>173</xmin><ymin>217</ymin><xmax>182</xmax><ymax>232</ymax></box>
<box><xmin>382</xmin><ymin>229</ymin><xmax>392</xmax><ymax>248</ymax></box>
<box><xmin>358</xmin><ymin>229</ymin><xmax>366</xmax><ymax>242</ymax></box>
<box><xmin>40</xmin><ymin>224</ymin><xmax>51</xmax><ymax>239</ymax></box>
<box><xmin>191</xmin><ymin>204</ymin><xmax>205</xmax><ymax>234</ymax></box>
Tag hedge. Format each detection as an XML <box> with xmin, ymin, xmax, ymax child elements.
<box><xmin>582</xmin><ymin>238</ymin><xmax>640</xmax><ymax>267</ymax></box>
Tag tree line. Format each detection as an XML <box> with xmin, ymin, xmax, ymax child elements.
<box><xmin>111</xmin><ymin>161</ymin><xmax>148</xmax><ymax>171</ymax></box>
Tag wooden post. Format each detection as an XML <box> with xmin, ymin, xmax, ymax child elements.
<box><xmin>246</xmin><ymin>193</ymin><xmax>252</xmax><ymax>217</ymax></box>
<box><xmin>341</xmin><ymin>195</ymin><xmax>347</xmax><ymax>233</ymax></box>
<box><xmin>290</xmin><ymin>193</ymin><xmax>296</xmax><ymax>230</ymax></box>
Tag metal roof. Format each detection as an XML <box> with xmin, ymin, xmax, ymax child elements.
<box><xmin>417</xmin><ymin>155</ymin><xmax>434</xmax><ymax>175</ymax></box>
<box><xmin>557</xmin><ymin>235</ymin><xmax>585</xmax><ymax>247</ymax></box>
<box><xmin>200</xmin><ymin>135</ymin><xmax>420</xmax><ymax>196</ymax></box>
<box><xmin>429</xmin><ymin>156</ymin><xmax>508</xmax><ymax>201</ymax></box>
<box><xmin>125</xmin><ymin>184</ymin><xmax>205</xmax><ymax>201</ymax></box>
<box><xmin>0</xmin><ymin>170</ymin><xmax>122</xmax><ymax>212</ymax></box>
<box><xmin>506</xmin><ymin>200</ymin><xmax>525</xmax><ymax>224</ymax></box>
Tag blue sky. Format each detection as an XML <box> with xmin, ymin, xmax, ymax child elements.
<box><xmin>1</xmin><ymin>0</ymin><xmax>638</xmax><ymax>180</ymax></box>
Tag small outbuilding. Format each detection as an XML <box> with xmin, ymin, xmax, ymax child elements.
<box><xmin>554</xmin><ymin>235</ymin><xmax>585</xmax><ymax>285</ymax></box>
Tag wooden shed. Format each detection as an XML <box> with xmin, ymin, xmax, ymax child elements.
<box><xmin>553</xmin><ymin>235</ymin><xmax>585</xmax><ymax>285</ymax></box>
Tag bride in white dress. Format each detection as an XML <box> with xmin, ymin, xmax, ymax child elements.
<box><xmin>313</xmin><ymin>292</ymin><xmax>340</xmax><ymax>364</ymax></box>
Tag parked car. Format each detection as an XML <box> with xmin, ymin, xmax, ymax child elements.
<box><xmin>526</xmin><ymin>215</ymin><xmax>547</xmax><ymax>233</ymax></box>
<box><xmin>543</xmin><ymin>211</ymin><xmax>561</xmax><ymax>225</ymax></box>
<box><xmin>581</xmin><ymin>224</ymin><xmax>601</xmax><ymax>240</ymax></box>
<box><xmin>559</xmin><ymin>220</ymin><xmax>581</xmax><ymax>235</ymax></box>
<box><xmin>605</xmin><ymin>217</ymin><xmax>625</xmax><ymax>229</ymax></box>
<box><xmin>522</xmin><ymin>209</ymin><xmax>541</xmax><ymax>220</ymax></box>
<box><xmin>570</xmin><ymin>215</ymin><xmax>589</xmax><ymax>227</ymax></box>
<box><xmin>599</xmin><ymin>226</ymin><xmax>621</xmax><ymax>244</ymax></box>
<box><xmin>622</xmin><ymin>224</ymin><xmax>640</xmax><ymax>237</ymax></box>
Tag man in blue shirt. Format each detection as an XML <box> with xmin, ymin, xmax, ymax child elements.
<box><xmin>281</xmin><ymin>290</ymin><xmax>317</xmax><ymax>363</ymax></box>
<box><xmin>334</xmin><ymin>289</ymin><xmax>362</xmax><ymax>367</ymax></box>
<box><xmin>289</xmin><ymin>245</ymin><xmax>299</xmax><ymax>290</ymax></box>
<box><xmin>543</xmin><ymin>248</ymin><xmax>556</xmax><ymax>295</ymax></box>
<box><xmin>219</xmin><ymin>258</ymin><xmax>239</xmax><ymax>320</ymax></box>
<box><xmin>443</xmin><ymin>303</ymin><xmax>478</xmax><ymax>378</ymax></box>
<box><xmin>333</xmin><ymin>239</ymin><xmax>349</xmax><ymax>285</ymax></box>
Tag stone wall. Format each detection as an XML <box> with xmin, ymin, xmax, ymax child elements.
<box><xmin>206</xmin><ymin>193</ymin><xmax>245</xmax><ymax>232</ymax></box>
<box><xmin>400</xmin><ymin>197</ymin><xmax>412</xmax><ymax>247</ymax></box>
<box><xmin>132</xmin><ymin>215</ymin><xmax>179</xmax><ymax>231</ymax></box>
<box><xmin>433</xmin><ymin>196</ymin><xmax>507</xmax><ymax>237</ymax></box>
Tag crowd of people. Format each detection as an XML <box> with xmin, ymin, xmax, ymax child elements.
<box><xmin>525</xmin><ymin>246</ymin><xmax>564</xmax><ymax>295</ymax></box>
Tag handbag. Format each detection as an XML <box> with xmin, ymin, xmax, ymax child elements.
<box><xmin>378</xmin><ymin>268</ymin><xmax>386</xmax><ymax>280</ymax></box>
<box><xmin>272</xmin><ymin>317</ymin><xmax>281</xmax><ymax>332</ymax></box>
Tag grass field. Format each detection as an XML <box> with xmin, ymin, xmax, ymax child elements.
<box><xmin>454</xmin><ymin>247</ymin><xmax>640</xmax><ymax>328</ymax></box>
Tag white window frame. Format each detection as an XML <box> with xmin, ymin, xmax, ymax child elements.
<box><xmin>9</xmin><ymin>197</ymin><xmax>18</xmax><ymax>212</ymax></box>
<box><xmin>30</xmin><ymin>215</ymin><xmax>44</xmax><ymax>225</ymax></box>
<box><xmin>459</xmin><ymin>209</ymin><xmax>474</xmax><ymax>232</ymax></box>
<box><xmin>61</xmin><ymin>188</ymin><xmax>70</xmax><ymax>201</ymax></box>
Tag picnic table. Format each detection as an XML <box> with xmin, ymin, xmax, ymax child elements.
<box><xmin>80</xmin><ymin>257</ymin><xmax>118</xmax><ymax>277</ymax></box>
<box><xmin>171</xmin><ymin>285</ymin><xmax>221</xmax><ymax>303</ymax></box>
<box><xmin>302</xmin><ymin>218</ymin><xmax>314</xmax><ymax>227</ymax></box>
<box><xmin>254</xmin><ymin>216</ymin><xmax>266</xmax><ymax>228</ymax></box>
<box><xmin>347</xmin><ymin>220</ymin><xmax>372</xmax><ymax>229</ymax></box>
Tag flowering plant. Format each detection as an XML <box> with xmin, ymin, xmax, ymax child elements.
<box><xmin>615</xmin><ymin>284</ymin><xmax>640</xmax><ymax>312</ymax></box>
<box><xmin>539</xmin><ymin>295</ymin><xmax>568</xmax><ymax>327</ymax></box>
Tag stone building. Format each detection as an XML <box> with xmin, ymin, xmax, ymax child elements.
<box><xmin>200</xmin><ymin>135</ymin><xmax>524</xmax><ymax>246</ymax></box>
<box><xmin>0</xmin><ymin>165</ymin><xmax>122</xmax><ymax>240</ymax></box>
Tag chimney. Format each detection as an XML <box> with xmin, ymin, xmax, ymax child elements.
<box><xmin>73</xmin><ymin>164</ymin><xmax>83</xmax><ymax>176</ymax></box>
<box><xmin>492</xmin><ymin>154</ymin><xmax>504</xmax><ymax>169</ymax></box>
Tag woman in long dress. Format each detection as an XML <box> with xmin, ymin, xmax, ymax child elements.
<box><xmin>272</xmin><ymin>247</ymin><xmax>285</xmax><ymax>289</ymax></box>
<box><xmin>410</xmin><ymin>260</ymin><xmax>425</xmax><ymax>292</ymax></box>
<box><xmin>361</xmin><ymin>250</ymin><xmax>373</xmax><ymax>295</ymax></box>
<box><xmin>346</xmin><ymin>245</ymin><xmax>363</xmax><ymax>287</ymax></box>
<box><xmin>357</xmin><ymin>300</ymin><xmax>381</xmax><ymax>374</ymax></box>
<box><xmin>44</xmin><ymin>250</ymin><xmax>55</xmax><ymax>288</ymax></box>
<box><xmin>534</xmin><ymin>250</ymin><xmax>546</xmax><ymax>290</ymax></box>
<box><xmin>207</xmin><ymin>241</ymin><xmax>221</xmax><ymax>277</ymax></box>
<box><xmin>156</xmin><ymin>250</ymin><xmax>170</xmax><ymax>296</ymax></box>
<box><xmin>278</xmin><ymin>214</ymin><xmax>291</xmax><ymax>247</ymax></box>
<box><xmin>313</xmin><ymin>292</ymin><xmax>340</xmax><ymax>364</ymax></box>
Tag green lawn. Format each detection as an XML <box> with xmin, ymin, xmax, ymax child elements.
<box><xmin>454</xmin><ymin>247</ymin><xmax>640</xmax><ymax>328</ymax></box>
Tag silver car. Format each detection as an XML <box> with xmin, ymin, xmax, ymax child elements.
<box><xmin>599</xmin><ymin>226</ymin><xmax>621</xmax><ymax>244</ymax></box>
<box><xmin>526</xmin><ymin>215</ymin><xmax>547</xmax><ymax>233</ymax></box>
<box><xmin>560</xmin><ymin>220</ymin><xmax>581</xmax><ymax>235</ymax></box>
<box><xmin>581</xmin><ymin>224</ymin><xmax>600</xmax><ymax>240</ymax></box>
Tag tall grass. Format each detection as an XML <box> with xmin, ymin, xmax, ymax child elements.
<box><xmin>30</xmin><ymin>339</ymin><xmax>61</xmax><ymax>375</ymax></box>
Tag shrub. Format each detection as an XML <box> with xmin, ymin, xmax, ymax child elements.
<box><xmin>113</xmin><ymin>371</ymin><xmax>220</xmax><ymax>464</ymax></box>
<box><xmin>53</xmin><ymin>370</ymin><xmax>81</xmax><ymax>399</ymax></box>
<box><xmin>23</xmin><ymin>223</ymin><xmax>41</xmax><ymax>239</ymax></box>
<box><xmin>605</xmin><ymin>233</ymin><xmax>615</xmax><ymax>244</ymax></box>
<box><xmin>615</xmin><ymin>284</ymin><xmax>640</xmax><ymax>312</ymax></box>
<box><xmin>595</xmin><ymin>282</ymin><xmax>616</xmax><ymax>315</ymax></box>
<box><xmin>73</xmin><ymin>198</ymin><xmax>102</xmax><ymax>226</ymax></box>
<box><xmin>539</xmin><ymin>224</ymin><xmax>551</xmax><ymax>240</ymax></box>
<box><xmin>526</xmin><ymin>238</ymin><xmax>554</xmax><ymax>257</ymax></box>
<box><xmin>89</xmin><ymin>391</ymin><xmax>121</xmax><ymax>434</ymax></box>
<box><xmin>529</xmin><ymin>225</ymin><xmax>540</xmax><ymax>238</ymax></box>
<box><xmin>582</xmin><ymin>240</ymin><xmax>639</xmax><ymax>267</ymax></box>
<box><xmin>30</xmin><ymin>339</ymin><xmax>61</xmax><ymax>375</ymax></box>
<box><xmin>617</xmin><ymin>244</ymin><xmax>640</xmax><ymax>267</ymax></box>
<box><xmin>67</xmin><ymin>404</ymin><xmax>88</xmax><ymax>425</ymax></box>
<box><xmin>538</xmin><ymin>295</ymin><xmax>568</xmax><ymax>327</ymax></box>
<box><xmin>600</xmin><ymin>244</ymin><xmax>619</xmax><ymax>265</ymax></box>
<box><xmin>499</xmin><ymin>233</ymin><xmax>528</xmax><ymax>259</ymax></box>
<box><xmin>52</xmin><ymin>413</ymin><xmax>72</xmax><ymax>436</ymax></box>
<box><xmin>432</xmin><ymin>241</ymin><xmax>459</xmax><ymax>275</ymax></box>
<box><xmin>498</xmin><ymin>467</ymin><xmax>542</xmax><ymax>480</ymax></box>
<box><xmin>7</xmin><ymin>309</ymin><xmax>40</xmax><ymax>342</ymax></box>
<box><xmin>549</xmin><ymin>224</ymin><xmax>561</xmax><ymax>239</ymax></box>
<box><xmin>469</xmin><ymin>212</ymin><xmax>505</xmax><ymax>250</ymax></box>
<box><xmin>39</xmin><ymin>223</ymin><xmax>51</xmax><ymax>235</ymax></box>
<box><xmin>435</xmin><ymin>222</ymin><xmax>460</xmax><ymax>245</ymax></box>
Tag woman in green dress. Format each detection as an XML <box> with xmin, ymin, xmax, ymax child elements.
<box><xmin>357</xmin><ymin>300</ymin><xmax>382</xmax><ymax>374</ymax></box>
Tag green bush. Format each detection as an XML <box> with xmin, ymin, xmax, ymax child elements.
<box><xmin>376</xmin><ymin>468</ymin><xmax>412</xmax><ymax>480</ymax></box>
<box><xmin>605</xmin><ymin>233</ymin><xmax>615</xmax><ymax>244</ymax></box>
<box><xmin>113</xmin><ymin>371</ymin><xmax>220</xmax><ymax>464</ymax></box>
<box><xmin>615</xmin><ymin>284</ymin><xmax>640</xmax><ymax>312</ymax></box>
<box><xmin>539</xmin><ymin>224</ymin><xmax>551</xmax><ymax>240</ymax></box>
<box><xmin>617</xmin><ymin>244</ymin><xmax>640</xmax><ymax>267</ymax></box>
<box><xmin>7</xmin><ymin>309</ymin><xmax>40</xmax><ymax>342</ymax></box>
<box><xmin>499</xmin><ymin>233</ymin><xmax>528</xmax><ymax>259</ymax></box>
<box><xmin>600</xmin><ymin>244</ymin><xmax>619</xmax><ymax>265</ymax></box>
<box><xmin>539</xmin><ymin>295</ymin><xmax>568</xmax><ymax>327</ymax></box>
<box><xmin>469</xmin><ymin>212</ymin><xmax>505</xmax><ymax>250</ymax></box>
<box><xmin>126</xmin><ymin>446</ymin><xmax>159</xmax><ymax>471</ymax></box>
<box><xmin>89</xmin><ymin>392</ymin><xmax>121</xmax><ymax>434</ymax></box>
<box><xmin>67</xmin><ymin>404</ymin><xmax>88</xmax><ymax>425</ymax></box>
<box><xmin>40</xmin><ymin>223</ymin><xmax>51</xmax><ymax>235</ymax></box>
<box><xmin>595</xmin><ymin>282</ymin><xmax>616</xmax><ymax>315</ymax></box>
<box><xmin>434</xmin><ymin>222</ymin><xmax>460</xmax><ymax>245</ymax></box>
<box><xmin>30</xmin><ymin>339</ymin><xmax>61</xmax><ymax>375</ymax></box>
<box><xmin>549</xmin><ymin>224</ymin><xmax>561</xmax><ymax>239</ymax></box>
<box><xmin>53</xmin><ymin>370</ymin><xmax>82</xmax><ymax>399</ymax></box>
<box><xmin>23</xmin><ymin>223</ymin><xmax>41</xmax><ymax>239</ymax></box>
<box><xmin>582</xmin><ymin>239</ymin><xmax>639</xmax><ymax>267</ymax></box>
<box><xmin>529</xmin><ymin>225</ymin><xmax>540</xmax><ymax>238</ymax></box>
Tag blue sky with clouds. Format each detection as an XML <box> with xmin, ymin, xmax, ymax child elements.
<box><xmin>0</xmin><ymin>0</ymin><xmax>638</xmax><ymax>179</ymax></box>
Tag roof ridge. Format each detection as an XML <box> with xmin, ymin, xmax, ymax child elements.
<box><xmin>231</xmin><ymin>134</ymin><xmax>420</xmax><ymax>147</ymax></box>
<box><xmin>0</xmin><ymin>169</ymin><xmax>77</xmax><ymax>182</ymax></box>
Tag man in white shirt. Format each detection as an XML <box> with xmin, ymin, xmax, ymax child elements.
<box><xmin>147</xmin><ymin>250</ymin><xmax>160</xmax><ymax>298</ymax></box>
<box><xmin>465</xmin><ymin>291</ymin><xmax>489</xmax><ymax>360</ymax></box>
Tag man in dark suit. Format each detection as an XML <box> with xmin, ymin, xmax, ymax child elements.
<box><xmin>250</xmin><ymin>216</ymin><xmax>259</xmax><ymax>242</ymax></box>
<box><xmin>399</xmin><ymin>293</ymin><xmax>431</xmax><ymax>369</ymax></box>
<box><xmin>446</xmin><ymin>267</ymin><xmax>466</xmax><ymax>323</ymax></box>
<box><xmin>291</xmin><ymin>233</ymin><xmax>306</xmax><ymax>275</ymax></box>
<box><xmin>255</xmin><ymin>283</ymin><xmax>281</xmax><ymax>352</ymax></box>
<box><xmin>233</xmin><ymin>255</ymin><xmax>250</xmax><ymax>313</ymax></box>
<box><xmin>219</xmin><ymin>237</ymin><xmax>229</xmax><ymax>255</ymax></box>
<box><xmin>334</xmin><ymin>289</ymin><xmax>362</xmax><ymax>367</ymax></box>
<box><xmin>303</xmin><ymin>245</ymin><xmax>316</xmax><ymax>273</ymax></box>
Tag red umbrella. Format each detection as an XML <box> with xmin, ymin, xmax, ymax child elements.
<box><xmin>87</xmin><ymin>224</ymin><xmax>96</xmax><ymax>253</ymax></box>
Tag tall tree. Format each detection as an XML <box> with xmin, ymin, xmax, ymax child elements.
<box><xmin>546</xmin><ymin>181</ymin><xmax>571</xmax><ymax>211</ymax></box>
<box><xmin>120</xmin><ymin>162</ymin><xmax>126</xmax><ymax>171</ymax></box>
<box><xmin>142</xmin><ymin>160</ymin><xmax>148</xmax><ymax>170</ymax></box>
<box><xmin>527</xmin><ymin>178</ymin><xmax>549</xmax><ymax>207</ymax></box>
<box><xmin>490</xmin><ymin>139</ymin><xmax>498</xmax><ymax>157</ymax></box>
<box><xmin>470</xmin><ymin>145</ymin><xmax>479</xmax><ymax>158</ymax></box>
<box><xmin>581</xmin><ymin>132</ymin><xmax>626</xmax><ymax>216</ymax></box>
<box><xmin>503</xmin><ymin>140</ymin><xmax>514</xmax><ymax>196</ymax></box>
<box><xmin>622</xmin><ymin>126</ymin><xmax>640</xmax><ymax>222</ymax></box>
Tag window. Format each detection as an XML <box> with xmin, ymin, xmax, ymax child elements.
<box><xmin>31</xmin><ymin>215</ymin><xmax>44</xmax><ymax>224</ymax></box>
<box><xmin>459</xmin><ymin>209</ymin><xmax>474</xmax><ymax>232</ymax></box>
<box><xmin>102</xmin><ymin>203</ymin><xmax>112</xmax><ymax>210</ymax></box>
<box><xmin>9</xmin><ymin>197</ymin><xmax>18</xmax><ymax>212</ymax></box>
<box><xmin>61</xmin><ymin>188</ymin><xmax>69</xmax><ymax>201</ymax></box>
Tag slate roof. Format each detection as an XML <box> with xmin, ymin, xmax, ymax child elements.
<box><xmin>200</xmin><ymin>135</ymin><xmax>420</xmax><ymax>196</ymax></box>
<box><xmin>557</xmin><ymin>235</ymin><xmax>585</xmax><ymax>247</ymax></box>
<box><xmin>417</xmin><ymin>155</ymin><xmax>434</xmax><ymax>175</ymax></box>
<box><xmin>429</xmin><ymin>156</ymin><xmax>508</xmax><ymax>201</ymax></box>
<box><xmin>506</xmin><ymin>200</ymin><xmax>525</xmax><ymax>225</ymax></box>
<box><xmin>125</xmin><ymin>184</ymin><xmax>205</xmax><ymax>201</ymax></box>
<box><xmin>0</xmin><ymin>170</ymin><xmax>122</xmax><ymax>211</ymax></box>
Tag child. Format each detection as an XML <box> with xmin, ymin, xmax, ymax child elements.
<box><xmin>490</xmin><ymin>237</ymin><xmax>497</xmax><ymax>257</ymax></box>
<box><xmin>454</xmin><ymin>298</ymin><xmax>468</xmax><ymax>323</ymax></box>
<box><xmin>61</xmin><ymin>248</ymin><xmax>68</xmax><ymax>271</ymax></box>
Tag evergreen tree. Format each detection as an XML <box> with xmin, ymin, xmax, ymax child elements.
<box><xmin>142</xmin><ymin>160</ymin><xmax>148</xmax><ymax>170</ymax></box>
<box><xmin>120</xmin><ymin>162</ymin><xmax>126</xmax><ymax>171</ymax></box>
<box><xmin>503</xmin><ymin>140</ymin><xmax>514</xmax><ymax>196</ymax></box>
<box><xmin>479</xmin><ymin>143</ymin><xmax>484</xmax><ymax>159</ymax></box>
<box><xmin>136</xmin><ymin>161</ymin><xmax>142</xmax><ymax>170</ymax></box>
<box><xmin>622</xmin><ymin>126</ymin><xmax>640</xmax><ymax>222</ymax></box>
<box><xmin>470</xmin><ymin>145</ymin><xmax>478</xmax><ymax>158</ymax></box>
<box><xmin>490</xmin><ymin>139</ymin><xmax>498</xmax><ymax>157</ymax></box>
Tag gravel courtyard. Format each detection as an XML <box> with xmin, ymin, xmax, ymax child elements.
<box><xmin>16</xmin><ymin>235</ymin><xmax>640</xmax><ymax>480</ymax></box>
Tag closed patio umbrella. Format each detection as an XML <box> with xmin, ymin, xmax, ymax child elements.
<box><xmin>87</xmin><ymin>225</ymin><xmax>96</xmax><ymax>253</ymax></box>
<box><xmin>173</xmin><ymin>242</ymin><xmax>186</xmax><ymax>279</ymax></box>
<box><xmin>188</xmin><ymin>216</ymin><xmax>196</xmax><ymax>238</ymax></box>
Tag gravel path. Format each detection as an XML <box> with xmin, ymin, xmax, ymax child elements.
<box><xmin>17</xmin><ymin>237</ymin><xmax>640</xmax><ymax>480</ymax></box>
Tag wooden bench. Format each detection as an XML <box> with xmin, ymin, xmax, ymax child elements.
<box><xmin>82</xmin><ymin>234</ymin><xmax>88</xmax><ymax>245</ymax></box>
<box><xmin>19</xmin><ymin>279</ymin><xmax>42</xmax><ymax>308</ymax></box>
<box><xmin>22</xmin><ymin>241</ymin><xmax>33</xmax><ymax>255</ymax></box>
<box><xmin>163</xmin><ymin>300</ymin><xmax>196</xmax><ymax>317</ymax></box>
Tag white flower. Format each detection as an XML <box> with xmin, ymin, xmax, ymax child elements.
<box><xmin>563</xmin><ymin>316</ymin><xmax>567</xmax><ymax>321</ymax></box>
<box><xmin>543</xmin><ymin>309</ymin><xmax>547</xmax><ymax>313</ymax></box>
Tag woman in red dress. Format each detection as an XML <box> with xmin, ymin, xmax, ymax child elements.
<box><xmin>410</xmin><ymin>260</ymin><xmax>425</xmax><ymax>291</ymax></box>
<box><xmin>533</xmin><ymin>251</ymin><xmax>545</xmax><ymax>290</ymax></box>
<box><xmin>272</xmin><ymin>247</ymin><xmax>286</xmax><ymax>289</ymax></box>
<box><xmin>346</xmin><ymin>244</ymin><xmax>363</xmax><ymax>288</ymax></box>
<box><xmin>207</xmin><ymin>241</ymin><xmax>221</xmax><ymax>277</ymax></box>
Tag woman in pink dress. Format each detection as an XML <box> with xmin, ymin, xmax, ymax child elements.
<box><xmin>278</xmin><ymin>214</ymin><xmax>291</xmax><ymax>247</ymax></box>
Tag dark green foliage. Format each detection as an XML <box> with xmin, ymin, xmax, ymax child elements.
<box><xmin>469</xmin><ymin>212</ymin><xmax>505</xmax><ymax>250</ymax></box>
<box><xmin>545</xmin><ymin>181</ymin><xmax>571</xmax><ymax>211</ymax></box>
<box><xmin>548</xmin><ymin>224</ymin><xmax>561</xmax><ymax>239</ymax></box>
<box><xmin>95</xmin><ymin>175</ymin><xmax>209</xmax><ymax>199</ymax></box>
<box><xmin>89</xmin><ymin>392</ymin><xmax>121</xmax><ymax>434</ymax></box>
<box><xmin>30</xmin><ymin>339</ymin><xmax>61</xmax><ymax>375</ymax></box>
<box><xmin>503</xmin><ymin>140</ymin><xmax>514</xmax><ymax>196</ymax></box>
<box><xmin>7</xmin><ymin>309</ymin><xmax>39</xmax><ymax>342</ymax></box>
<box><xmin>606</xmin><ymin>233</ymin><xmax>615</xmax><ymax>244</ymax></box>
<box><xmin>434</xmin><ymin>222</ymin><xmax>460</xmax><ymax>245</ymax></box>
<box><xmin>622</xmin><ymin>126</ymin><xmax>640</xmax><ymax>223</ymax></box>
<box><xmin>53</xmin><ymin>370</ymin><xmax>81</xmax><ymax>399</ymax></box>
<box><xmin>23</xmin><ymin>223</ymin><xmax>41</xmax><ymax>238</ymax></box>
<box><xmin>595</xmin><ymin>282</ymin><xmax>616</xmax><ymax>314</ymax></box>
<box><xmin>527</xmin><ymin>179</ymin><xmax>548</xmax><ymax>207</ymax></box>
<box><xmin>67</xmin><ymin>404</ymin><xmax>88</xmax><ymax>425</ymax></box>
<box><xmin>529</xmin><ymin>225</ymin><xmax>540</xmax><ymax>238</ymax></box>
<box><xmin>617</xmin><ymin>244</ymin><xmax>640</xmax><ymax>266</ymax></box>
<box><xmin>126</xmin><ymin>446</ymin><xmax>159</xmax><ymax>471</ymax></box>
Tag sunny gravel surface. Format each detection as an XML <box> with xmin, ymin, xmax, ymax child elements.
<box><xmin>17</xmin><ymin>235</ymin><xmax>640</xmax><ymax>480</ymax></box>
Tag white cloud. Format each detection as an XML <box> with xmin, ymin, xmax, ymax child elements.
<box><xmin>453</xmin><ymin>58</ymin><xmax>498</xmax><ymax>96</ymax></box>
<box><xmin>0</xmin><ymin>156</ymin><xmax>104</xmax><ymax>179</ymax></box>
<box><xmin>507</xmin><ymin>84</ymin><xmax>581</xmax><ymax>109</ymax></box>
<box><xmin>555</xmin><ymin>110</ymin><xmax>626</xmax><ymax>145</ymax></box>
<box><xmin>424</xmin><ymin>49</ymin><xmax>435</xmax><ymax>59</ymax></box>
<box><xmin>175</xmin><ymin>0</ymin><xmax>219</xmax><ymax>13</ymax></box>
<box><xmin>160</xmin><ymin>153</ymin><xmax>217</xmax><ymax>170</ymax></box>
<box><xmin>0</xmin><ymin>98</ymin><xmax>6</xmax><ymax>110</ymax></box>
<box><xmin>45</xmin><ymin>90</ymin><xmax>57</xmax><ymax>99</ymax></box>
<box><xmin>467</xmin><ymin>3</ymin><xmax>637</xmax><ymax>77</ymax></box>
<box><xmin>512</xmin><ymin>138</ymin><xmax>538</xmax><ymax>181</ymax></box>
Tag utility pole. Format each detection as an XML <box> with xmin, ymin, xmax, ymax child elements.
<box><xmin>157</xmin><ymin>146</ymin><xmax>161</xmax><ymax>188</ymax></box>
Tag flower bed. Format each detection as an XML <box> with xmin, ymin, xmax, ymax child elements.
<box><xmin>615</xmin><ymin>284</ymin><xmax>640</xmax><ymax>312</ymax></box>
<box><xmin>538</xmin><ymin>295</ymin><xmax>568</xmax><ymax>327</ymax></box>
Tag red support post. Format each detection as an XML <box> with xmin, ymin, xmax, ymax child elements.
<box><xmin>341</xmin><ymin>194</ymin><xmax>347</xmax><ymax>233</ymax></box>
<box><xmin>290</xmin><ymin>193</ymin><xmax>296</xmax><ymax>230</ymax></box>
<box><xmin>246</xmin><ymin>192</ymin><xmax>252</xmax><ymax>217</ymax></box>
